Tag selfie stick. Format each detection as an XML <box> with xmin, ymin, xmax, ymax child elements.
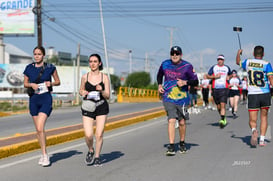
<box><xmin>233</xmin><ymin>26</ymin><xmax>242</xmax><ymax>49</ymax></box>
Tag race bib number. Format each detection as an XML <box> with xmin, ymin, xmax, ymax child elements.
<box><xmin>87</xmin><ymin>91</ymin><xmax>100</xmax><ymax>101</ymax></box>
<box><xmin>35</xmin><ymin>83</ymin><xmax>48</xmax><ymax>94</ymax></box>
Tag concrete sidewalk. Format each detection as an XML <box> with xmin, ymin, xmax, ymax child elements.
<box><xmin>0</xmin><ymin>107</ymin><xmax>166</xmax><ymax>159</ymax></box>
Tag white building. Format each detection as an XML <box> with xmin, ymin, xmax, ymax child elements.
<box><xmin>0</xmin><ymin>43</ymin><xmax>32</xmax><ymax>64</ymax></box>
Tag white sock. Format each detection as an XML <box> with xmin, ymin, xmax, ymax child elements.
<box><xmin>251</xmin><ymin>128</ymin><xmax>256</xmax><ymax>133</ymax></box>
<box><xmin>260</xmin><ymin>135</ymin><xmax>265</xmax><ymax>141</ymax></box>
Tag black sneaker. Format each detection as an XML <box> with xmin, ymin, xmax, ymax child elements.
<box><xmin>93</xmin><ymin>157</ymin><xmax>102</xmax><ymax>167</ymax></box>
<box><xmin>166</xmin><ymin>145</ymin><xmax>175</xmax><ymax>156</ymax></box>
<box><xmin>85</xmin><ymin>151</ymin><xmax>94</xmax><ymax>165</ymax></box>
<box><xmin>233</xmin><ymin>113</ymin><xmax>238</xmax><ymax>119</ymax></box>
<box><xmin>179</xmin><ymin>142</ymin><xmax>187</xmax><ymax>153</ymax></box>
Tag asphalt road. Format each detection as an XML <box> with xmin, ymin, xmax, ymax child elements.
<box><xmin>0</xmin><ymin>102</ymin><xmax>163</xmax><ymax>138</ymax></box>
<box><xmin>0</xmin><ymin>104</ymin><xmax>272</xmax><ymax>181</ymax></box>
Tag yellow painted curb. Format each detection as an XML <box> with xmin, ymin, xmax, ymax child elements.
<box><xmin>0</xmin><ymin>110</ymin><xmax>166</xmax><ymax>159</ymax></box>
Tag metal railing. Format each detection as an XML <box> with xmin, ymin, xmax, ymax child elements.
<box><xmin>117</xmin><ymin>87</ymin><xmax>160</xmax><ymax>103</ymax></box>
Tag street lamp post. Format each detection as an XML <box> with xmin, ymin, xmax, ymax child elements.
<box><xmin>98</xmin><ymin>0</ymin><xmax>112</xmax><ymax>100</ymax></box>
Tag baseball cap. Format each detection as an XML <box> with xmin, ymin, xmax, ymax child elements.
<box><xmin>217</xmin><ymin>54</ymin><xmax>225</xmax><ymax>60</ymax></box>
<box><xmin>170</xmin><ymin>46</ymin><xmax>182</xmax><ymax>55</ymax></box>
<box><xmin>232</xmin><ymin>69</ymin><xmax>237</xmax><ymax>74</ymax></box>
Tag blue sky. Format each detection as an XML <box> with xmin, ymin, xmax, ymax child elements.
<box><xmin>4</xmin><ymin>0</ymin><xmax>273</xmax><ymax>79</ymax></box>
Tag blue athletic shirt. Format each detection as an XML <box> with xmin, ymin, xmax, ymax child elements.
<box><xmin>240</xmin><ymin>58</ymin><xmax>273</xmax><ymax>94</ymax></box>
<box><xmin>157</xmin><ymin>59</ymin><xmax>198</xmax><ymax>106</ymax></box>
<box><xmin>23</xmin><ymin>63</ymin><xmax>56</xmax><ymax>86</ymax></box>
<box><xmin>207</xmin><ymin>64</ymin><xmax>231</xmax><ymax>89</ymax></box>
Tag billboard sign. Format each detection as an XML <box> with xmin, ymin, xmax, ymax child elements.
<box><xmin>0</xmin><ymin>64</ymin><xmax>90</xmax><ymax>93</ymax></box>
<box><xmin>0</xmin><ymin>0</ymin><xmax>35</xmax><ymax>35</ymax></box>
<box><xmin>0</xmin><ymin>63</ymin><xmax>114</xmax><ymax>93</ymax></box>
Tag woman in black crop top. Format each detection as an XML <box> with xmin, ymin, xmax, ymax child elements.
<box><xmin>79</xmin><ymin>54</ymin><xmax>110</xmax><ymax>166</ymax></box>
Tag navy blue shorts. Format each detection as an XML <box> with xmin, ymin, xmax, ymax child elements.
<box><xmin>29</xmin><ymin>93</ymin><xmax>53</xmax><ymax>117</ymax></box>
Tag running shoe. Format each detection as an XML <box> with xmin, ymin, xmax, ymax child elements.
<box><xmin>93</xmin><ymin>157</ymin><xmax>102</xmax><ymax>167</ymax></box>
<box><xmin>219</xmin><ymin>119</ymin><xmax>227</xmax><ymax>129</ymax></box>
<box><xmin>259</xmin><ymin>140</ymin><xmax>266</xmax><ymax>147</ymax></box>
<box><xmin>41</xmin><ymin>154</ymin><xmax>50</xmax><ymax>167</ymax></box>
<box><xmin>233</xmin><ymin>113</ymin><xmax>238</xmax><ymax>119</ymax></box>
<box><xmin>179</xmin><ymin>143</ymin><xmax>187</xmax><ymax>154</ymax></box>
<box><xmin>166</xmin><ymin>145</ymin><xmax>176</xmax><ymax>156</ymax></box>
<box><xmin>250</xmin><ymin>130</ymin><xmax>258</xmax><ymax>147</ymax></box>
<box><xmin>38</xmin><ymin>155</ymin><xmax>44</xmax><ymax>165</ymax></box>
<box><xmin>85</xmin><ymin>150</ymin><xmax>94</xmax><ymax>165</ymax></box>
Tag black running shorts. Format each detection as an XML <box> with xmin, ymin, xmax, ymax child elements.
<box><xmin>248</xmin><ymin>93</ymin><xmax>271</xmax><ymax>110</ymax></box>
<box><xmin>212</xmin><ymin>88</ymin><xmax>229</xmax><ymax>105</ymax></box>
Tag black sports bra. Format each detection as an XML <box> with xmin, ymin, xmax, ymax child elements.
<box><xmin>85</xmin><ymin>72</ymin><xmax>105</xmax><ymax>92</ymax></box>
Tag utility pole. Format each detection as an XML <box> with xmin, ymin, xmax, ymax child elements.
<box><xmin>99</xmin><ymin>0</ymin><xmax>112</xmax><ymax>100</ymax></box>
<box><xmin>129</xmin><ymin>50</ymin><xmax>132</xmax><ymax>74</ymax></box>
<box><xmin>37</xmin><ymin>0</ymin><xmax>42</xmax><ymax>46</ymax></box>
<box><xmin>200</xmin><ymin>52</ymin><xmax>203</xmax><ymax>75</ymax></box>
<box><xmin>33</xmin><ymin>0</ymin><xmax>42</xmax><ymax>46</ymax></box>
<box><xmin>145</xmin><ymin>52</ymin><xmax>149</xmax><ymax>73</ymax></box>
<box><xmin>166</xmin><ymin>27</ymin><xmax>177</xmax><ymax>49</ymax></box>
<box><xmin>0</xmin><ymin>35</ymin><xmax>5</xmax><ymax>64</ymax></box>
<box><xmin>76</xmin><ymin>43</ymin><xmax>80</xmax><ymax>105</ymax></box>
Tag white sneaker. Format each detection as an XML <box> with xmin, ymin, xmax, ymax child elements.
<box><xmin>38</xmin><ymin>155</ymin><xmax>44</xmax><ymax>165</ymax></box>
<box><xmin>192</xmin><ymin>108</ymin><xmax>197</xmax><ymax>114</ymax></box>
<box><xmin>208</xmin><ymin>106</ymin><xmax>211</xmax><ymax>110</ymax></box>
<box><xmin>41</xmin><ymin>155</ymin><xmax>50</xmax><ymax>167</ymax></box>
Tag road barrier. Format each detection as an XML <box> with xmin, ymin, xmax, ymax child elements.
<box><xmin>117</xmin><ymin>87</ymin><xmax>160</xmax><ymax>103</ymax></box>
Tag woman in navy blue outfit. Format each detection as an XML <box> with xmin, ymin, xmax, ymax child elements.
<box><xmin>23</xmin><ymin>46</ymin><xmax>60</xmax><ymax>167</ymax></box>
<box><xmin>79</xmin><ymin>54</ymin><xmax>110</xmax><ymax>166</ymax></box>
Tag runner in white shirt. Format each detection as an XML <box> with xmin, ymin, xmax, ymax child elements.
<box><xmin>201</xmin><ymin>74</ymin><xmax>210</xmax><ymax>109</ymax></box>
<box><xmin>207</xmin><ymin>54</ymin><xmax>232</xmax><ymax>128</ymax></box>
<box><xmin>228</xmin><ymin>70</ymin><xmax>241</xmax><ymax>119</ymax></box>
<box><xmin>241</xmin><ymin>76</ymin><xmax>248</xmax><ymax>104</ymax></box>
<box><xmin>236</xmin><ymin>45</ymin><xmax>273</xmax><ymax>147</ymax></box>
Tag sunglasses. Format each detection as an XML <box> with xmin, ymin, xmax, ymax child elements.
<box><xmin>170</xmin><ymin>51</ymin><xmax>181</xmax><ymax>56</ymax></box>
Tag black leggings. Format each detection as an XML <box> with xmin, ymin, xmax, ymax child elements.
<box><xmin>202</xmin><ymin>88</ymin><xmax>209</xmax><ymax>105</ymax></box>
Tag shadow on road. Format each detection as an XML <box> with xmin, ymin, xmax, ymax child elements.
<box><xmin>207</xmin><ymin>122</ymin><xmax>219</xmax><ymax>127</ymax></box>
<box><xmin>50</xmin><ymin>150</ymin><xmax>83</xmax><ymax>164</ymax></box>
<box><xmin>230</xmin><ymin>134</ymin><xmax>256</xmax><ymax>148</ymax></box>
<box><xmin>100</xmin><ymin>151</ymin><xmax>125</xmax><ymax>165</ymax></box>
